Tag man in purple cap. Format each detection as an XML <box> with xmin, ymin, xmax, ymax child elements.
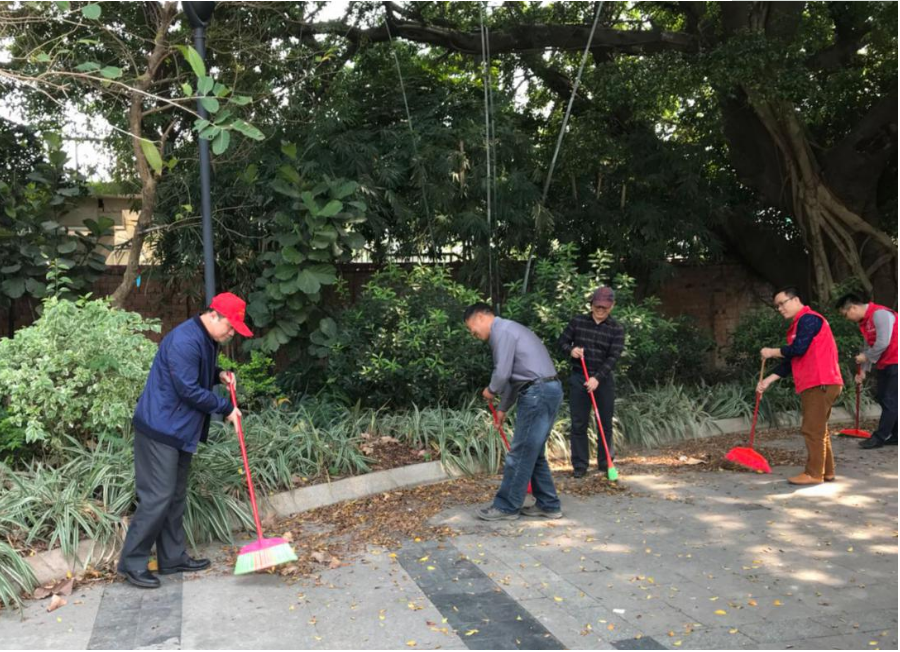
<box><xmin>558</xmin><ymin>286</ymin><xmax>625</xmax><ymax>478</ymax></box>
<box><xmin>118</xmin><ymin>292</ymin><xmax>253</xmax><ymax>588</ymax></box>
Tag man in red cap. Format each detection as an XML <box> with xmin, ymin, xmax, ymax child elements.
<box><xmin>118</xmin><ymin>292</ymin><xmax>253</xmax><ymax>588</ymax></box>
<box><xmin>558</xmin><ymin>286</ymin><xmax>625</xmax><ymax>478</ymax></box>
<box><xmin>758</xmin><ymin>286</ymin><xmax>843</xmax><ymax>485</ymax></box>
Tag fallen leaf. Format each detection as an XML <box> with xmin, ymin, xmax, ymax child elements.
<box><xmin>607</xmin><ymin>624</ymin><xmax>615</xmax><ymax>631</ymax></box>
<box><xmin>748</xmin><ymin>599</ymin><xmax>758</xmax><ymax>607</ymax></box>
<box><xmin>729</xmin><ymin>629</ymin><xmax>739</xmax><ymax>634</ymax></box>
<box><xmin>553</xmin><ymin>596</ymin><xmax>563</xmax><ymax>602</ymax></box>
<box><xmin>147</xmin><ymin>559</ymin><xmax>158</xmax><ymax>572</ymax></box>
<box><xmin>281</xmin><ymin>531</ymin><xmax>294</xmax><ymax>543</ymax></box>
<box><xmin>465</xmin><ymin>629</ymin><xmax>479</xmax><ymax>636</ymax></box>
<box><xmin>47</xmin><ymin>595</ymin><xmax>67</xmax><ymax>613</ymax></box>
<box><xmin>773</xmin><ymin>600</ymin><xmax>783</xmax><ymax>606</ymax></box>
<box><xmin>715</xmin><ymin>609</ymin><xmax>727</xmax><ymax>615</ymax></box>
<box><xmin>406</xmin><ymin>641</ymin><xmax>417</xmax><ymax>647</ymax></box>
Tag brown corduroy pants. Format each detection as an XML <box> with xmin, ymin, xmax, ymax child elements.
<box><xmin>799</xmin><ymin>384</ymin><xmax>843</xmax><ymax>480</ymax></box>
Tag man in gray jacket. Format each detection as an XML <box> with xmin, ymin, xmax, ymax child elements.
<box><xmin>464</xmin><ymin>303</ymin><xmax>563</xmax><ymax>520</ymax></box>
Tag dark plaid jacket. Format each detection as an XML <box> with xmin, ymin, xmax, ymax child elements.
<box><xmin>557</xmin><ymin>314</ymin><xmax>625</xmax><ymax>382</ymax></box>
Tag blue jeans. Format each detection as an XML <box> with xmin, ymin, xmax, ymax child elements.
<box><xmin>493</xmin><ymin>380</ymin><xmax>563</xmax><ymax>514</ymax></box>
<box><xmin>874</xmin><ymin>365</ymin><xmax>898</xmax><ymax>443</ymax></box>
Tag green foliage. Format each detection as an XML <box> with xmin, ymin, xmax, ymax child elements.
<box><xmin>0</xmin><ymin>297</ymin><xmax>159</xmax><ymax>453</ymax></box>
<box><xmin>504</xmin><ymin>245</ymin><xmax>713</xmax><ymax>386</ymax></box>
<box><xmin>0</xmin><ymin>539</ymin><xmax>37</xmax><ymax>610</ymax></box>
<box><xmin>247</xmin><ymin>176</ymin><xmax>367</xmax><ymax>353</ymax></box>
<box><xmin>318</xmin><ymin>265</ymin><xmax>490</xmax><ymax>408</ymax></box>
<box><xmin>614</xmin><ymin>382</ymin><xmax>717</xmax><ymax>449</ymax></box>
<box><xmin>0</xmin><ymin>126</ymin><xmax>112</xmax><ymax>307</ymax></box>
<box><xmin>217</xmin><ymin>352</ymin><xmax>282</xmax><ymax>410</ymax></box>
<box><xmin>0</xmin><ymin>407</ymin><xmax>30</xmax><ymax>465</ymax></box>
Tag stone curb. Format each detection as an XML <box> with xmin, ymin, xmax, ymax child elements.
<box><xmin>19</xmin><ymin>403</ymin><xmax>884</xmax><ymax>586</ymax></box>
<box><xmin>698</xmin><ymin>404</ymin><xmax>882</xmax><ymax>438</ymax></box>
<box><xmin>22</xmin><ymin>460</ymin><xmax>463</xmax><ymax>586</ymax></box>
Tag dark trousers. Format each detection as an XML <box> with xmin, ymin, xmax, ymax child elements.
<box><xmin>874</xmin><ymin>365</ymin><xmax>898</xmax><ymax>443</ymax></box>
<box><xmin>118</xmin><ymin>432</ymin><xmax>192</xmax><ymax>572</ymax></box>
<box><xmin>569</xmin><ymin>373</ymin><xmax>615</xmax><ymax>471</ymax></box>
<box><xmin>493</xmin><ymin>380</ymin><xmax>563</xmax><ymax>514</ymax></box>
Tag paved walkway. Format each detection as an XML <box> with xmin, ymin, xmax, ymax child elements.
<box><xmin>1</xmin><ymin>436</ymin><xmax>896</xmax><ymax>650</ymax></box>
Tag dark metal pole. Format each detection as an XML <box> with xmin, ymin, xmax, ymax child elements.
<box><xmin>193</xmin><ymin>26</ymin><xmax>216</xmax><ymax>306</ymax></box>
<box><xmin>184</xmin><ymin>1</ymin><xmax>217</xmax><ymax>306</ymax></box>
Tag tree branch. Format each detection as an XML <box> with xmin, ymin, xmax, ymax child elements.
<box><xmin>290</xmin><ymin>19</ymin><xmax>697</xmax><ymax>56</ymax></box>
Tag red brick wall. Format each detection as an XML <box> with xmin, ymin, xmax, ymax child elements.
<box><xmin>656</xmin><ymin>261</ymin><xmax>774</xmax><ymax>365</ymax></box>
<box><xmin>2</xmin><ymin>261</ymin><xmax>772</xmax><ymax>366</ymax></box>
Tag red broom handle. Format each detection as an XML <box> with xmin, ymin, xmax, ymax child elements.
<box><xmin>487</xmin><ymin>401</ymin><xmax>512</xmax><ymax>450</ymax></box>
<box><xmin>579</xmin><ymin>357</ymin><xmax>614</xmax><ymax>468</ymax></box>
<box><xmin>487</xmin><ymin>399</ymin><xmax>532</xmax><ymax>494</ymax></box>
<box><xmin>749</xmin><ymin>358</ymin><xmax>766</xmax><ymax>449</ymax></box>
<box><xmin>854</xmin><ymin>365</ymin><xmax>861</xmax><ymax>430</ymax></box>
<box><xmin>228</xmin><ymin>382</ymin><xmax>265</xmax><ymax>543</ymax></box>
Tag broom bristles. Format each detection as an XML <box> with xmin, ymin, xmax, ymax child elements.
<box><xmin>725</xmin><ymin>447</ymin><xmax>772</xmax><ymax>474</ymax></box>
<box><xmin>234</xmin><ymin>538</ymin><xmax>298</xmax><ymax>575</ymax></box>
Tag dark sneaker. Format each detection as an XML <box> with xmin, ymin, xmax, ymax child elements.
<box><xmin>859</xmin><ymin>438</ymin><xmax>885</xmax><ymax>449</ymax></box>
<box><xmin>476</xmin><ymin>506</ymin><xmax>520</xmax><ymax>521</ymax></box>
<box><xmin>521</xmin><ymin>504</ymin><xmax>563</xmax><ymax>519</ymax></box>
<box><xmin>885</xmin><ymin>437</ymin><xmax>898</xmax><ymax>446</ymax></box>
<box><xmin>573</xmin><ymin>469</ymin><xmax>587</xmax><ymax>479</ymax></box>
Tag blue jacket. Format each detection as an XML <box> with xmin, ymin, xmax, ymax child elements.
<box><xmin>133</xmin><ymin>316</ymin><xmax>232</xmax><ymax>453</ymax></box>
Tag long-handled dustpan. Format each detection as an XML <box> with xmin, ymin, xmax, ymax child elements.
<box><xmin>724</xmin><ymin>358</ymin><xmax>772</xmax><ymax>473</ymax></box>
<box><xmin>229</xmin><ymin>381</ymin><xmax>298</xmax><ymax>575</ymax></box>
<box><xmin>838</xmin><ymin>366</ymin><xmax>871</xmax><ymax>439</ymax></box>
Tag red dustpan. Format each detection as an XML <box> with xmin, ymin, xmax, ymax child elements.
<box><xmin>725</xmin><ymin>359</ymin><xmax>772</xmax><ymax>474</ymax></box>
<box><xmin>839</xmin><ymin>368</ymin><xmax>871</xmax><ymax>439</ymax></box>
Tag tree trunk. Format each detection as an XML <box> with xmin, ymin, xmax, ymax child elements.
<box><xmin>109</xmin><ymin>3</ymin><xmax>177</xmax><ymax>308</ymax></box>
<box><xmin>743</xmin><ymin>94</ymin><xmax>896</xmax><ymax>304</ymax></box>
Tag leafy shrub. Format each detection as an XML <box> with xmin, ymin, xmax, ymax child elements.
<box><xmin>0</xmin><ymin>296</ymin><xmax>159</xmax><ymax>454</ymax></box>
<box><xmin>317</xmin><ymin>265</ymin><xmax>491</xmax><ymax>408</ymax></box>
<box><xmin>218</xmin><ymin>351</ymin><xmax>283</xmax><ymax>411</ymax></box>
<box><xmin>504</xmin><ymin>245</ymin><xmax>713</xmax><ymax>387</ymax></box>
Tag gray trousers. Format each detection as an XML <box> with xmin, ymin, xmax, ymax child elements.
<box><xmin>118</xmin><ymin>432</ymin><xmax>192</xmax><ymax>572</ymax></box>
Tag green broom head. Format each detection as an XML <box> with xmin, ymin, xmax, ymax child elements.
<box><xmin>607</xmin><ymin>466</ymin><xmax>619</xmax><ymax>482</ymax></box>
<box><xmin>234</xmin><ymin>537</ymin><xmax>298</xmax><ymax>575</ymax></box>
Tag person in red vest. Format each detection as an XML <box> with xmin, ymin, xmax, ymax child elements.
<box><xmin>757</xmin><ymin>287</ymin><xmax>844</xmax><ymax>485</ymax></box>
<box><xmin>837</xmin><ymin>293</ymin><xmax>898</xmax><ymax>449</ymax></box>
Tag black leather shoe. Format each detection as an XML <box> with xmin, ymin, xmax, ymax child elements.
<box><xmin>885</xmin><ymin>437</ymin><xmax>898</xmax><ymax>446</ymax></box>
<box><xmin>573</xmin><ymin>469</ymin><xmax>587</xmax><ymax>479</ymax></box>
<box><xmin>158</xmin><ymin>557</ymin><xmax>211</xmax><ymax>574</ymax></box>
<box><xmin>120</xmin><ymin>570</ymin><xmax>160</xmax><ymax>589</ymax></box>
<box><xmin>859</xmin><ymin>437</ymin><xmax>885</xmax><ymax>449</ymax></box>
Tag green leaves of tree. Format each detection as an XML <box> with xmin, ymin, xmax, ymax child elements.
<box><xmin>81</xmin><ymin>3</ymin><xmax>101</xmax><ymax>20</ymax></box>
<box><xmin>140</xmin><ymin>139</ymin><xmax>163</xmax><ymax>174</ymax></box>
<box><xmin>249</xmin><ymin>175</ymin><xmax>368</xmax><ymax>353</ymax></box>
<box><xmin>176</xmin><ymin>45</ymin><xmax>206</xmax><ymax>78</ymax></box>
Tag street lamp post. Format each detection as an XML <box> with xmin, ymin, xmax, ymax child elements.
<box><xmin>183</xmin><ymin>1</ymin><xmax>217</xmax><ymax>307</ymax></box>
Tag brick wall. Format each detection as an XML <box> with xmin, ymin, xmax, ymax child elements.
<box><xmin>656</xmin><ymin>261</ymin><xmax>774</xmax><ymax>365</ymax></box>
<box><xmin>2</xmin><ymin>261</ymin><xmax>772</xmax><ymax>366</ymax></box>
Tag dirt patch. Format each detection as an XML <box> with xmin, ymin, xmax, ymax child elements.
<box><xmin>237</xmin><ymin>477</ymin><xmax>497</xmax><ymax>579</ymax></box>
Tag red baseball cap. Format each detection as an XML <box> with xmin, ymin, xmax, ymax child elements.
<box><xmin>210</xmin><ymin>292</ymin><xmax>253</xmax><ymax>337</ymax></box>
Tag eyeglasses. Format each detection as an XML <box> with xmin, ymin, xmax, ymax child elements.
<box><xmin>591</xmin><ymin>304</ymin><xmax>611</xmax><ymax>311</ymax></box>
<box><xmin>773</xmin><ymin>297</ymin><xmax>795</xmax><ymax>310</ymax></box>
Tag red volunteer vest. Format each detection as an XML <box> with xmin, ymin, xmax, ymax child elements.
<box><xmin>786</xmin><ymin>306</ymin><xmax>843</xmax><ymax>394</ymax></box>
<box><xmin>859</xmin><ymin>303</ymin><xmax>898</xmax><ymax>369</ymax></box>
